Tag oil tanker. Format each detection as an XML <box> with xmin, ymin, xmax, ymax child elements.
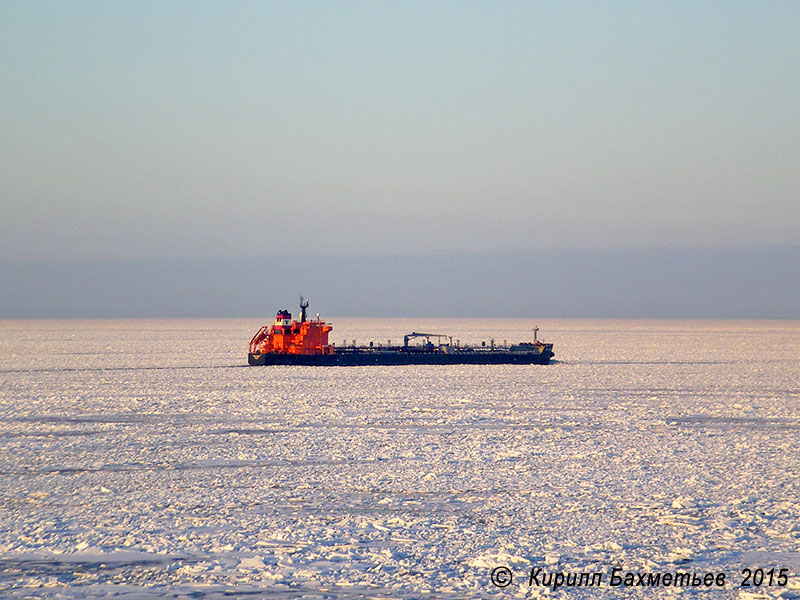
<box><xmin>248</xmin><ymin>298</ymin><xmax>554</xmax><ymax>366</ymax></box>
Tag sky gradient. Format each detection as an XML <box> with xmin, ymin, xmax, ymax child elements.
<box><xmin>3</xmin><ymin>1</ymin><xmax>799</xmax><ymax>263</ymax></box>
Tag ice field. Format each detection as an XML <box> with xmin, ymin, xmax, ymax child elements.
<box><xmin>1</xmin><ymin>318</ymin><xmax>798</xmax><ymax>598</ymax></box>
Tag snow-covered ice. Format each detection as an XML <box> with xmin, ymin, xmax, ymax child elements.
<box><xmin>0</xmin><ymin>318</ymin><xmax>798</xmax><ymax>598</ymax></box>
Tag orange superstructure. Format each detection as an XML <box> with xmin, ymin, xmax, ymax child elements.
<box><xmin>248</xmin><ymin>298</ymin><xmax>334</xmax><ymax>356</ymax></box>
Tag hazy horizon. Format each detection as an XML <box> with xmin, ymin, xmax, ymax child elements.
<box><xmin>2</xmin><ymin>246</ymin><xmax>798</xmax><ymax>319</ymax></box>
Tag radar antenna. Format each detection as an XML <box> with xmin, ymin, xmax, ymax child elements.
<box><xmin>299</xmin><ymin>296</ymin><xmax>310</xmax><ymax>322</ymax></box>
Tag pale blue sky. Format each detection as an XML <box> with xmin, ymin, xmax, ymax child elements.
<box><xmin>2</xmin><ymin>1</ymin><xmax>798</xmax><ymax>262</ymax></box>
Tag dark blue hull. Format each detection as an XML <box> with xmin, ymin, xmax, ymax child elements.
<box><xmin>248</xmin><ymin>346</ymin><xmax>554</xmax><ymax>366</ymax></box>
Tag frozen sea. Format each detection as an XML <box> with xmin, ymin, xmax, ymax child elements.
<box><xmin>0</xmin><ymin>318</ymin><xmax>798</xmax><ymax>599</ymax></box>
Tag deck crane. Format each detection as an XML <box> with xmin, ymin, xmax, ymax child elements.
<box><xmin>403</xmin><ymin>332</ymin><xmax>451</xmax><ymax>349</ymax></box>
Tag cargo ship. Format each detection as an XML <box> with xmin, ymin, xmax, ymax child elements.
<box><xmin>248</xmin><ymin>298</ymin><xmax>554</xmax><ymax>366</ymax></box>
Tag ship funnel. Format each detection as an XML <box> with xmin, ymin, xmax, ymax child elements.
<box><xmin>299</xmin><ymin>296</ymin><xmax>310</xmax><ymax>322</ymax></box>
